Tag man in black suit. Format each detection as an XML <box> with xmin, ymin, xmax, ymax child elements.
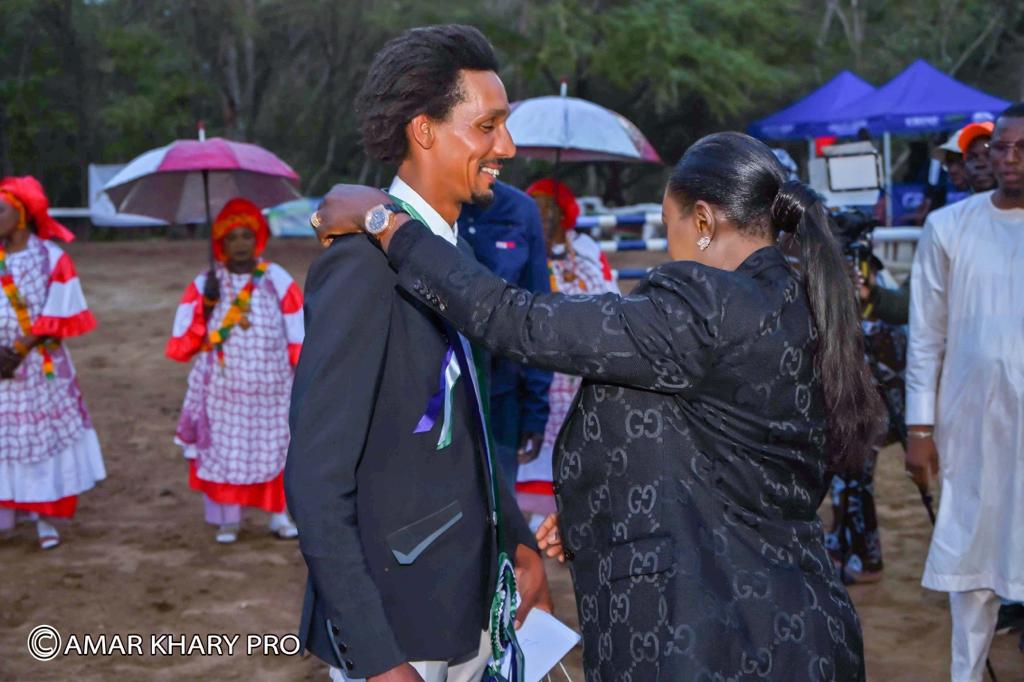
<box><xmin>285</xmin><ymin>24</ymin><xmax>550</xmax><ymax>682</ymax></box>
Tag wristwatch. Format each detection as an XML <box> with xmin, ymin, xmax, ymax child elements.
<box><xmin>365</xmin><ymin>203</ymin><xmax>406</xmax><ymax>236</ymax></box>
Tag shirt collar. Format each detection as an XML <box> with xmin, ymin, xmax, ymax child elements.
<box><xmin>388</xmin><ymin>175</ymin><xmax>458</xmax><ymax>245</ymax></box>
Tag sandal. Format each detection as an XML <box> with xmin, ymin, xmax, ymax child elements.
<box><xmin>842</xmin><ymin>567</ymin><xmax>883</xmax><ymax>585</ymax></box>
<box><xmin>36</xmin><ymin>520</ymin><xmax>60</xmax><ymax>550</ymax></box>
<box><xmin>268</xmin><ymin>513</ymin><xmax>298</xmax><ymax>540</ymax></box>
<box><xmin>215</xmin><ymin>523</ymin><xmax>240</xmax><ymax>544</ymax></box>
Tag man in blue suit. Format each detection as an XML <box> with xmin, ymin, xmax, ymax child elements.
<box><xmin>460</xmin><ymin>181</ymin><xmax>552</xmax><ymax>489</ymax></box>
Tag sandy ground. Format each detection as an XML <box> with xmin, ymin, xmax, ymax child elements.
<box><xmin>1</xmin><ymin>240</ymin><xmax>1021</xmax><ymax>681</ymax></box>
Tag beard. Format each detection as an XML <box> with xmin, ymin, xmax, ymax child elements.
<box><xmin>469</xmin><ymin>188</ymin><xmax>496</xmax><ymax>208</ymax></box>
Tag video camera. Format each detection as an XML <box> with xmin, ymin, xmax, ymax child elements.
<box><xmin>830</xmin><ymin>207</ymin><xmax>880</xmax><ymax>286</ymax></box>
<box><xmin>830</xmin><ymin>208</ymin><xmax>878</xmax><ymax>254</ymax></box>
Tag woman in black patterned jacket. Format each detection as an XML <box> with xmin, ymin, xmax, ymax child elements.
<box><xmin>315</xmin><ymin>132</ymin><xmax>885</xmax><ymax>682</ymax></box>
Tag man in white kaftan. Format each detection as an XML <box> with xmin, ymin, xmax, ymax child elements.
<box><xmin>906</xmin><ymin>104</ymin><xmax>1024</xmax><ymax>682</ymax></box>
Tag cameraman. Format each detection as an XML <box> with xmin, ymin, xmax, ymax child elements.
<box><xmin>834</xmin><ymin>208</ymin><xmax>910</xmax><ymax>326</ymax></box>
<box><xmin>826</xmin><ymin>210</ymin><xmax>909</xmax><ymax>584</ymax></box>
<box><xmin>855</xmin><ymin>268</ymin><xmax>909</xmax><ymax>325</ymax></box>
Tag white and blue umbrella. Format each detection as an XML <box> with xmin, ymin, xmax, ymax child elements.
<box><xmin>507</xmin><ymin>84</ymin><xmax>662</xmax><ymax>164</ymax></box>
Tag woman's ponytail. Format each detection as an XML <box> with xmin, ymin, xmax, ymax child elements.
<box><xmin>777</xmin><ymin>185</ymin><xmax>886</xmax><ymax>472</ymax></box>
<box><xmin>668</xmin><ymin>132</ymin><xmax>886</xmax><ymax>472</ymax></box>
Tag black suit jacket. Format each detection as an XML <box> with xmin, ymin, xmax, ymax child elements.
<box><xmin>285</xmin><ymin>234</ymin><xmax>533</xmax><ymax>678</ymax></box>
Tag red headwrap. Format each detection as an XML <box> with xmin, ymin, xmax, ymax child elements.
<box><xmin>0</xmin><ymin>176</ymin><xmax>76</xmax><ymax>242</ymax></box>
<box><xmin>526</xmin><ymin>178</ymin><xmax>580</xmax><ymax>231</ymax></box>
<box><xmin>211</xmin><ymin>198</ymin><xmax>269</xmax><ymax>263</ymax></box>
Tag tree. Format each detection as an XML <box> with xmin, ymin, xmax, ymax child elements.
<box><xmin>0</xmin><ymin>0</ymin><xmax>1020</xmax><ymax>207</ymax></box>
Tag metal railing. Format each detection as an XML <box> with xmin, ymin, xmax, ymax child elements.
<box><xmin>48</xmin><ymin>208</ymin><xmax>92</xmax><ymax>219</ymax></box>
<box><xmin>48</xmin><ymin>205</ymin><xmax>922</xmax><ymax>280</ymax></box>
<box><xmin>600</xmin><ymin>226</ymin><xmax>922</xmax><ymax>280</ymax></box>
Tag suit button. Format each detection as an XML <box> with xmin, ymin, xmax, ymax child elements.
<box><xmin>337</xmin><ymin>641</ymin><xmax>348</xmax><ymax>654</ymax></box>
<box><xmin>563</xmin><ymin>549</ymin><xmax>575</xmax><ymax>561</ymax></box>
<box><xmin>438</xmin><ymin>300</ymin><xmax>447</xmax><ymax>311</ymax></box>
<box><xmin>330</xmin><ymin>624</ymin><xmax>340</xmax><ymax>636</ymax></box>
<box><xmin>344</xmin><ymin>659</ymin><xmax>355</xmax><ymax>671</ymax></box>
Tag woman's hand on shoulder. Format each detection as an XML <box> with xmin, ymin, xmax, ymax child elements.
<box><xmin>311</xmin><ymin>184</ymin><xmax>388</xmax><ymax>247</ymax></box>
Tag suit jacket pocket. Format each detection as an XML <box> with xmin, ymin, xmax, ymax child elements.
<box><xmin>386</xmin><ymin>500</ymin><xmax>464</xmax><ymax>565</ymax></box>
<box><xmin>608</xmin><ymin>535</ymin><xmax>674</xmax><ymax>582</ymax></box>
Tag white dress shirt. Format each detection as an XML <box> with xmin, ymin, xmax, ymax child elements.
<box><xmin>388</xmin><ymin>175</ymin><xmax>458</xmax><ymax>245</ymax></box>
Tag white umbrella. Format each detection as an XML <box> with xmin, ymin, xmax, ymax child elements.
<box><xmin>507</xmin><ymin>84</ymin><xmax>662</xmax><ymax>164</ymax></box>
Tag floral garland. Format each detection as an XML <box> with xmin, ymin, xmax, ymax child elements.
<box><xmin>0</xmin><ymin>243</ymin><xmax>54</xmax><ymax>379</ymax></box>
<box><xmin>548</xmin><ymin>258</ymin><xmax>588</xmax><ymax>295</ymax></box>
<box><xmin>208</xmin><ymin>260</ymin><xmax>268</xmax><ymax>367</ymax></box>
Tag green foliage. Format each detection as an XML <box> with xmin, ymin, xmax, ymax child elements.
<box><xmin>0</xmin><ymin>0</ymin><xmax>1020</xmax><ymax>206</ymax></box>
<box><xmin>96</xmin><ymin>23</ymin><xmax>211</xmax><ymax>160</ymax></box>
<box><xmin>589</xmin><ymin>0</ymin><xmax>807</xmax><ymax>117</ymax></box>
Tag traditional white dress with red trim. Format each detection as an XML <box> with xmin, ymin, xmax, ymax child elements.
<box><xmin>0</xmin><ymin>235</ymin><xmax>105</xmax><ymax>518</ymax></box>
<box><xmin>167</xmin><ymin>260</ymin><xmax>302</xmax><ymax>514</ymax></box>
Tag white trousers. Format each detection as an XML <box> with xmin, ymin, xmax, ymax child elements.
<box><xmin>329</xmin><ymin>631</ymin><xmax>490</xmax><ymax>682</ymax></box>
<box><xmin>949</xmin><ymin>589</ymin><xmax>1000</xmax><ymax>682</ymax></box>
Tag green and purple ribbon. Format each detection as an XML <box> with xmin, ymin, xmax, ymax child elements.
<box><xmin>414</xmin><ymin>344</ymin><xmax>462</xmax><ymax>450</ymax></box>
<box><xmin>390</xmin><ymin>189</ymin><xmax>524</xmax><ymax>681</ymax></box>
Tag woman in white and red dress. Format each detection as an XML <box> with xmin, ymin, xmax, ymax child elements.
<box><xmin>167</xmin><ymin>198</ymin><xmax>303</xmax><ymax>543</ymax></box>
<box><xmin>0</xmin><ymin>176</ymin><xmax>105</xmax><ymax>550</ymax></box>
<box><xmin>516</xmin><ymin>179</ymin><xmax>618</xmax><ymax>529</ymax></box>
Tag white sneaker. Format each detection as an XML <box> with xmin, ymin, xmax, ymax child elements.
<box><xmin>37</xmin><ymin>520</ymin><xmax>60</xmax><ymax>550</ymax></box>
<box><xmin>215</xmin><ymin>523</ymin><xmax>240</xmax><ymax>544</ymax></box>
<box><xmin>268</xmin><ymin>513</ymin><xmax>298</xmax><ymax>539</ymax></box>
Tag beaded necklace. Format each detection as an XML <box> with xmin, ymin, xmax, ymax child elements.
<box><xmin>0</xmin><ymin>243</ymin><xmax>54</xmax><ymax>379</ymax></box>
<box><xmin>208</xmin><ymin>260</ymin><xmax>268</xmax><ymax>368</ymax></box>
<box><xmin>548</xmin><ymin>255</ymin><xmax>588</xmax><ymax>295</ymax></box>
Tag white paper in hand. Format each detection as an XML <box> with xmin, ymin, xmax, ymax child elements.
<box><xmin>498</xmin><ymin>609</ymin><xmax>581</xmax><ymax>682</ymax></box>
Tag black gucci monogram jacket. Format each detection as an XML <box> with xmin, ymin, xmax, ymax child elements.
<box><xmin>387</xmin><ymin>221</ymin><xmax>865</xmax><ymax>682</ymax></box>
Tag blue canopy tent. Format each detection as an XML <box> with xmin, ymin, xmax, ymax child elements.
<box><xmin>823</xmin><ymin>59</ymin><xmax>1010</xmax><ymax>137</ymax></box>
<box><xmin>748</xmin><ymin>70</ymin><xmax>876</xmax><ymax>141</ymax></box>
<box><xmin>823</xmin><ymin>59</ymin><xmax>1010</xmax><ymax>223</ymax></box>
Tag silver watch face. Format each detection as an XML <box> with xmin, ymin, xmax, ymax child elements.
<box><xmin>366</xmin><ymin>205</ymin><xmax>390</xmax><ymax>235</ymax></box>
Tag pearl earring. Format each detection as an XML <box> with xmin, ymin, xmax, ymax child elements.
<box><xmin>697</xmin><ymin>235</ymin><xmax>711</xmax><ymax>251</ymax></box>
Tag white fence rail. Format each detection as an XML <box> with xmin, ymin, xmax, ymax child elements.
<box><xmin>599</xmin><ymin>226</ymin><xmax>922</xmax><ymax>280</ymax></box>
<box><xmin>48</xmin><ymin>204</ymin><xmax>921</xmax><ymax>280</ymax></box>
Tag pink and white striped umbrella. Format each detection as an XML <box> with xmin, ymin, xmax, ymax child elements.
<box><xmin>103</xmin><ymin>137</ymin><xmax>301</xmax><ymax>224</ymax></box>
